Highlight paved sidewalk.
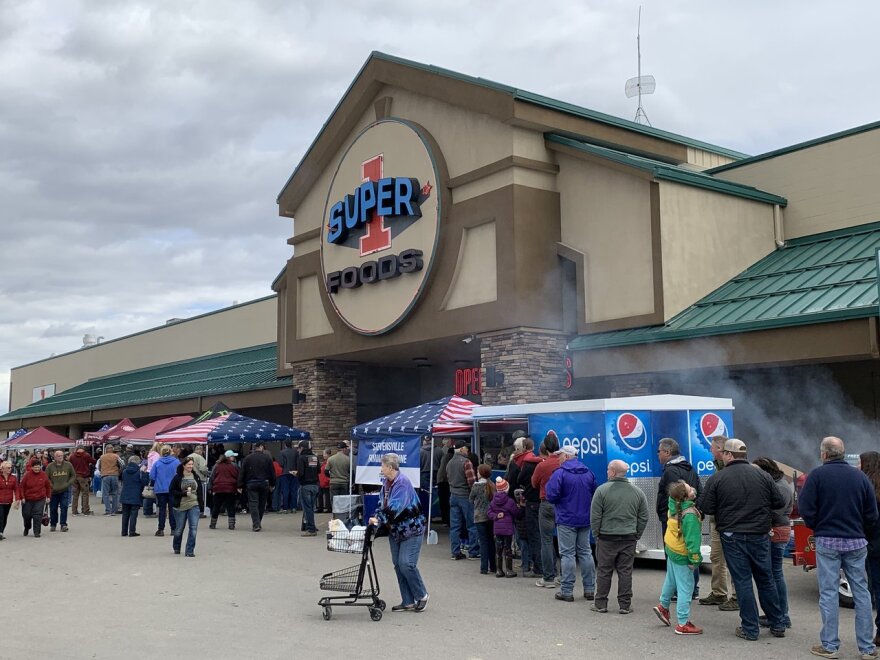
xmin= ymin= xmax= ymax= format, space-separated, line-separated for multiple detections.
xmin=1 ymin=512 xmax=859 ymax=659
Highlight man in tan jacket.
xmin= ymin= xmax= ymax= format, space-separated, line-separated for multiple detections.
xmin=98 ymin=446 xmax=123 ymax=515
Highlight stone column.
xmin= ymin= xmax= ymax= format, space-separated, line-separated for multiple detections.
xmin=291 ymin=360 xmax=357 ymax=451
xmin=68 ymin=424 xmax=82 ymax=440
xmin=479 ymin=330 xmax=570 ymax=406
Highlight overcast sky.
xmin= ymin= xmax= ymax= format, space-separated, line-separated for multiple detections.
xmin=1 ymin=0 xmax=878 ymax=415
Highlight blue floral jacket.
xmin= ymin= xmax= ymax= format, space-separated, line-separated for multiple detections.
xmin=375 ymin=473 xmax=426 ymax=541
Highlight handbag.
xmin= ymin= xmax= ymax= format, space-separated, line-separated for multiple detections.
xmin=41 ymin=503 xmax=49 ymax=527
xmin=142 ymin=485 xmax=156 ymax=500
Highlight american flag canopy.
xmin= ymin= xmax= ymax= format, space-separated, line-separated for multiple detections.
xmin=352 ymin=396 xmax=477 ymax=438
xmin=156 ymin=413 xmax=310 ymax=444
xmin=206 ymin=413 xmax=310 ymax=443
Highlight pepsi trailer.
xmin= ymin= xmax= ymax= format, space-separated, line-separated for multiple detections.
xmin=471 ymin=394 xmax=735 ymax=561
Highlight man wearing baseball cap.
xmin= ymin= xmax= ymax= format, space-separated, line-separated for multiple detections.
xmin=545 ymin=445 xmax=599 ymax=602
xmin=208 ymin=450 xmax=239 ymax=530
xmin=446 ymin=439 xmax=480 ymax=560
xmin=295 ymin=440 xmax=320 ymax=536
xmin=698 ymin=439 xmax=786 ymax=642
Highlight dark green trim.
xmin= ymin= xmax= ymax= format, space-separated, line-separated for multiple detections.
xmin=784 ymin=219 xmax=880 ymax=246
xmin=568 ymin=306 xmax=877 ymax=350
xmin=276 ymin=51 xmax=748 ymax=203
xmin=12 ymin=297 xmax=277 ymax=371
xmin=548 ymin=134 xmax=787 ymax=207
xmin=706 ymin=119 xmax=880 ymax=174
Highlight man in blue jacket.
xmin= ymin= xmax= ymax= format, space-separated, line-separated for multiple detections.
xmin=799 ymin=436 xmax=879 ymax=660
xmin=545 ymin=445 xmax=599 ymax=603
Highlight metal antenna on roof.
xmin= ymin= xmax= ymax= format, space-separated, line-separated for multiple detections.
xmin=625 ymin=6 xmax=655 ymax=126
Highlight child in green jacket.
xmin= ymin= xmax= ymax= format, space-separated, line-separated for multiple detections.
xmin=653 ymin=480 xmax=703 ymax=635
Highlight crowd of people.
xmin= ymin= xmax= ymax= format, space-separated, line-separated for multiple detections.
xmin=0 ymin=438 xmax=354 ymax=556
xmin=6 ymin=427 xmax=880 ymax=657
xmin=423 ymin=430 xmax=880 ymax=659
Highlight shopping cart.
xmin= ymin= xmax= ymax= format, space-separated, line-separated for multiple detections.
xmin=318 ymin=524 xmax=385 ymax=621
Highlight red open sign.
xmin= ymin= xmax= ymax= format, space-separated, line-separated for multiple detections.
xmin=454 ymin=368 xmax=481 ymax=397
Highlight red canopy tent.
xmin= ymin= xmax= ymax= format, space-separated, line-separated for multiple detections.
xmin=119 ymin=416 xmax=194 ymax=445
xmin=3 ymin=427 xmax=74 ymax=448
xmin=82 ymin=418 xmax=137 ymax=445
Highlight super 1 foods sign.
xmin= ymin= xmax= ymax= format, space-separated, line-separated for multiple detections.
xmin=321 ymin=119 xmax=441 ymax=335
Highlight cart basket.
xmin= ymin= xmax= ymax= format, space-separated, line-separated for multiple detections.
xmin=320 ymin=563 xmax=375 ymax=595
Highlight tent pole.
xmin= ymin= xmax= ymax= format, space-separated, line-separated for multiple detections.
xmin=426 ymin=436 xmax=434 ymax=544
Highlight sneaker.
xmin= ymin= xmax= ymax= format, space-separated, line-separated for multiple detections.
xmin=391 ymin=603 xmax=414 ymax=612
xmin=301 ymin=531 xmax=317 ymax=537
xmin=675 ymin=622 xmax=703 ymax=635
xmin=61 ymin=525 xmax=68 ymax=532
xmin=479 ymin=570 xmax=489 ymax=575
xmin=718 ymin=599 xmax=740 ymax=611
xmin=23 ymin=529 xmax=29 ymax=537
xmin=619 ymin=607 xmax=633 ymax=615
xmin=653 ymin=604 xmax=671 ymax=627
xmin=583 ymin=592 xmax=595 ymax=600
xmin=84 ymin=511 xmax=94 ymax=516
xmin=414 ymin=594 xmax=429 ymax=612
xmin=185 ymin=553 xmax=195 ymax=557
xmin=130 ymin=532 xmax=140 ymax=537
xmin=535 ymin=578 xmax=556 ymax=588
xmin=735 ymin=627 xmax=758 ymax=641
xmin=50 ymin=526 xmax=56 ymax=532
xmin=769 ymin=629 xmax=785 ymax=638
xmin=451 ymin=554 xmax=465 ymax=561
xmin=590 ymin=604 xmax=608 ymax=613
xmin=72 ymin=512 xmax=81 ymax=516
xmin=554 ymin=592 xmax=574 ymax=602
xmin=809 ymin=647 xmax=839 ymax=659
xmin=155 ymin=530 xmax=164 ymax=537
xmin=860 ymin=650 xmax=879 ymax=660
xmin=253 ymin=525 xmax=261 ymax=532
xmin=699 ymin=593 xmax=726 ymax=606
xmin=0 ymin=534 xmax=5 ymax=540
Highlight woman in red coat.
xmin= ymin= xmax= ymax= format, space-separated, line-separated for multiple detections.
xmin=0 ymin=460 xmax=19 ymax=540
xmin=207 ymin=451 xmax=240 ymax=530
xmin=318 ymin=448 xmax=331 ymax=513
xmin=18 ymin=460 xmax=50 ymax=538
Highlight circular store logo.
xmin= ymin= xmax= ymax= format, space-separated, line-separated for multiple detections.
xmin=320 ymin=119 xmax=442 ymax=335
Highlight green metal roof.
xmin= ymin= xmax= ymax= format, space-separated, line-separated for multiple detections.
xmin=706 ymin=119 xmax=880 ymax=174
xmin=278 ymin=51 xmax=748 ymax=203
xmin=570 ymin=222 xmax=880 ymax=351
xmin=0 ymin=344 xmax=290 ymax=421
xmin=547 ymin=135 xmax=787 ymax=207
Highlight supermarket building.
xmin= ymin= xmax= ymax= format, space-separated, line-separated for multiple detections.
xmin=4 ymin=52 xmax=880 ymax=459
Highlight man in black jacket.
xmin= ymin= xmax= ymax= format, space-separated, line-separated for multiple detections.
xmin=295 ymin=440 xmax=320 ymax=537
xmin=656 ymin=437 xmax=701 ymax=599
xmin=237 ymin=443 xmax=277 ymax=532
xmin=698 ymin=439 xmax=786 ymax=642
xmin=278 ymin=441 xmax=300 ymax=514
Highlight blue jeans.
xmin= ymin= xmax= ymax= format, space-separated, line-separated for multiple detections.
xmin=720 ymin=532 xmax=784 ymax=638
xmin=173 ymin=507 xmax=200 ymax=555
xmin=143 ymin=496 xmax=154 ymax=516
xmin=389 ymin=535 xmax=427 ymax=606
xmin=278 ymin=474 xmax=299 ymax=511
xmin=816 ymin=544 xmax=874 ymax=654
xmin=449 ymin=494 xmax=479 ymax=557
xmin=300 ymin=484 xmax=318 ymax=533
xmin=101 ymin=476 xmax=119 ymax=514
xmin=49 ymin=490 xmax=70 ymax=527
xmin=557 ymin=525 xmax=595 ymax=595
xmin=475 ymin=520 xmax=497 ymax=572
xmin=660 ymin=559 xmax=696 ymax=625
xmin=156 ymin=492 xmax=177 ymax=532
xmin=769 ymin=540 xmax=791 ymax=627
xmin=518 ymin=531 xmax=533 ymax=572
xmin=538 ymin=502 xmax=557 ymax=580
xmin=867 ymin=554 xmax=880 ymax=632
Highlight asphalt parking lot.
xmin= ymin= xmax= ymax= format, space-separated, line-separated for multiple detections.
xmin=2 ymin=511 xmax=864 ymax=659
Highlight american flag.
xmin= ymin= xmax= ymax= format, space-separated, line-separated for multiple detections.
xmin=352 ymin=396 xmax=477 ymax=437
xmin=156 ymin=413 xmax=310 ymax=444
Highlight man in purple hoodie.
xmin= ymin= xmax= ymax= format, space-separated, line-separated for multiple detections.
xmin=545 ymin=445 xmax=599 ymax=602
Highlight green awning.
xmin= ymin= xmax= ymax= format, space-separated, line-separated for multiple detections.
xmin=570 ymin=222 xmax=880 ymax=351
xmin=0 ymin=343 xmax=290 ymax=420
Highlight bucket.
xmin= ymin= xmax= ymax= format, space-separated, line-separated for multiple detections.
xmin=427 ymin=529 xmax=438 ymax=545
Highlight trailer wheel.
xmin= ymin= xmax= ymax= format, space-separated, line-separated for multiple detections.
xmin=322 ymin=606 xmax=332 ymax=620
xmin=370 ymin=607 xmax=383 ymax=622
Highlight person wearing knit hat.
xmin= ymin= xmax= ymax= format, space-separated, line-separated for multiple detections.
xmin=487 ymin=475 xmax=522 ymax=577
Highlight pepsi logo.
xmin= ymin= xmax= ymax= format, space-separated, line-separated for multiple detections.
xmin=615 ymin=413 xmax=647 ymax=453
xmin=699 ymin=413 xmax=727 ymax=444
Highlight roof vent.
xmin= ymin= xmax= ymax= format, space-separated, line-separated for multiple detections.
xmin=165 ymin=318 xmax=185 ymax=325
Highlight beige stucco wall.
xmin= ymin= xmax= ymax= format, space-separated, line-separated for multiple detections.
xmin=442 ymin=220 xmax=498 ymax=310
xmin=713 ymin=128 xmax=880 ymax=239
xmin=296 ymin=275 xmax=333 ymax=339
xmin=687 ymin=147 xmax=737 ymax=170
xmin=659 ymin=182 xmax=776 ymax=319
xmin=556 ymin=153 xmax=655 ymax=323
xmin=9 ymin=297 xmax=277 ymax=412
